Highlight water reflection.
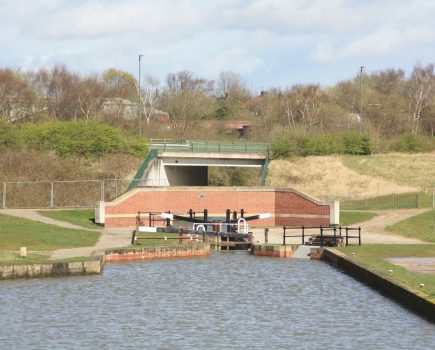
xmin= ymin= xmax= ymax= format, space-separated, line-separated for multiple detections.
xmin=1 ymin=253 xmax=434 ymax=349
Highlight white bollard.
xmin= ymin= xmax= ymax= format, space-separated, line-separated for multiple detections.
xmin=20 ymin=247 xmax=27 ymax=258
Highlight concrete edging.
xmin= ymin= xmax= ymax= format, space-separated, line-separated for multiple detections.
xmin=0 ymin=258 xmax=104 ymax=280
xmin=321 ymin=248 xmax=435 ymax=323
xmin=0 ymin=244 xmax=210 ymax=280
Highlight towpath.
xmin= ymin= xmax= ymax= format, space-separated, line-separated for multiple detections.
xmin=1 ymin=207 xmax=431 ymax=259
xmin=251 ymin=208 xmax=431 ymax=245
xmin=0 ymin=209 xmax=131 ymax=259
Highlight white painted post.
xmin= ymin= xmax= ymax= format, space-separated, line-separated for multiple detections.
xmin=50 ymin=182 xmax=54 ymax=208
xmin=2 ymin=182 xmax=6 ymax=209
xmin=20 ymin=247 xmax=27 ymax=257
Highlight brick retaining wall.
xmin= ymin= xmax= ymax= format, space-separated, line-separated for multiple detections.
xmin=99 ymin=187 xmax=336 ymax=228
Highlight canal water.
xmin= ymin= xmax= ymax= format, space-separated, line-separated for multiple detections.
xmin=1 ymin=253 xmax=434 ymax=349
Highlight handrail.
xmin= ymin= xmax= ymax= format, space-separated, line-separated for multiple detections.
xmin=151 ymin=140 xmax=270 ymax=154
xmin=282 ymin=225 xmax=362 ymax=247
xmin=258 ymin=152 xmax=269 ymax=186
xmin=127 ymin=149 xmax=158 ymax=191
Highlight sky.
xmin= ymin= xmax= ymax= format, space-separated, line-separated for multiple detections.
xmin=1 ymin=0 xmax=434 ymax=91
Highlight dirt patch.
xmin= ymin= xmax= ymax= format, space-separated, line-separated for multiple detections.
xmin=387 ymin=257 xmax=435 ymax=275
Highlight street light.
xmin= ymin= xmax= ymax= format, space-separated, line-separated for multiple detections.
xmin=138 ymin=54 xmax=143 ymax=137
xmin=359 ymin=66 xmax=365 ymax=124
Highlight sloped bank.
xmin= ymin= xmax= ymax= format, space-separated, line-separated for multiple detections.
xmin=318 ymin=248 xmax=435 ymax=323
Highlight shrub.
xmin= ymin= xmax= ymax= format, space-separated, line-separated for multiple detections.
xmin=0 ymin=120 xmax=21 ymax=148
xmin=20 ymin=121 xmax=128 ymax=156
xmin=271 ymin=135 xmax=297 ymax=159
xmin=390 ymin=134 xmax=433 ymax=153
xmin=342 ymin=132 xmax=372 ymax=155
xmin=298 ymin=134 xmax=343 ymax=156
xmin=125 ymin=138 xmax=148 ymax=157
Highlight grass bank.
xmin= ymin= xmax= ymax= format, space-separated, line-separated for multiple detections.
xmin=337 ymin=244 xmax=435 ymax=298
xmin=0 ymin=214 xmax=100 ymax=251
xmin=387 ymin=209 xmax=435 ymax=243
xmin=0 ymin=251 xmax=92 ymax=265
xmin=37 ymin=209 xmax=101 ymax=229
xmin=339 ymin=211 xmax=377 ymax=226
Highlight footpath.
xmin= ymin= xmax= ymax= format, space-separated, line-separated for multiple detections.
xmin=1 ymin=208 xmax=431 ymax=259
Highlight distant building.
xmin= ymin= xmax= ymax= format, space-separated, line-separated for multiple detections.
xmin=101 ymin=98 xmax=169 ymax=122
xmin=200 ymin=120 xmax=255 ymax=137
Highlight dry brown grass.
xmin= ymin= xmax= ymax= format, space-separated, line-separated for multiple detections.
xmin=342 ymin=153 xmax=435 ymax=189
xmin=266 ymin=155 xmax=428 ymax=200
xmin=0 ymin=149 xmax=141 ymax=181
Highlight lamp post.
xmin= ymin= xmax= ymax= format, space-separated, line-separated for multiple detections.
xmin=138 ymin=54 xmax=143 ymax=137
xmin=359 ymin=66 xmax=365 ymax=125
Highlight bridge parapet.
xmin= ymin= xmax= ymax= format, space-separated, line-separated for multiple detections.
xmin=150 ymin=139 xmax=270 ymax=155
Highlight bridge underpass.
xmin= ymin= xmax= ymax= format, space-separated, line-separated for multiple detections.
xmin=128 ymin=140 xmax=270 ymax=188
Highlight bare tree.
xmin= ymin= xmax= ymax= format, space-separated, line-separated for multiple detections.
xmin=408 ymin=63 xmax=434 ymax=135
xmin=77 ymin=74 xmax=107 ymax=121
xmin=161 ymin=71 xmax=215 ymax=135
xmin=139 ymin=75 xmax=160 ymax=124
xmin=0 ymin=69 xmax=38 ymax=122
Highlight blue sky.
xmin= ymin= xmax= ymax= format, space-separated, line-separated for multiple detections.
xmin=1 ymin=0 xmax=434 ymax=91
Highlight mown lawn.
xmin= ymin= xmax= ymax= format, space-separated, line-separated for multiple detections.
xmin=0 ymin=251 xmax=92 ymax=265
xmin=0 ymin=214 xmax=100 ymax=251
xmin=340 ymin=211 xmax=377 ymax=226
xmin=134 ymin=232 xmax=192 ymax=246
xmin=337 ymin=244 xmax=435 ymax=298
xmin=387 ymin=209 xmax=435 ymax=243
xmin=37 ymin=209 xmax=101 ymax=229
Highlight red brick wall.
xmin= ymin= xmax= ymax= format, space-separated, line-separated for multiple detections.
xmin=104 ymin=188 xmax=330 ymax=228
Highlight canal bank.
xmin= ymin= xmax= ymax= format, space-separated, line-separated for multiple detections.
xmin=0 ymin=243 xmax=211 ymax=279
xmin=319 ymin=247 xmax=435 ymax=323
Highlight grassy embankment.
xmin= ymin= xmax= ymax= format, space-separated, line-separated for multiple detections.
xmin=339 ymin=211 xmax=377 ymax=226
xmin=338 ymin=209 xmax=435 ymax=299
xmin=267 ymin=153 xmax=435 ymax=201
xmin=0 ymin=213 xmax=100 ymax=265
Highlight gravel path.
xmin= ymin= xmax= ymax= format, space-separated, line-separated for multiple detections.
xmin=250 ymin=208 xmax=431 ymax=245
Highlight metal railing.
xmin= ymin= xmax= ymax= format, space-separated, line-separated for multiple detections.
xmin=150 ymin=139 xmax=270 ymax=154
xmin=282 ymin=225 xmax=362 ymax=247
xmin=127 ymin=149 xmax=158 ymax=191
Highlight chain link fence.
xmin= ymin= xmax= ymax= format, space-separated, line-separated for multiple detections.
xmin=341 ymin=190 xmax=435 ymax=210
xmin=1 ymin=179 xmax=434 ymax=210
xmin=1 ymin=179 xmax=137 ymax=209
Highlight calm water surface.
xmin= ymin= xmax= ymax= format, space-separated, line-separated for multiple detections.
xmin=1 ymin=253 xmax=434 ymax=349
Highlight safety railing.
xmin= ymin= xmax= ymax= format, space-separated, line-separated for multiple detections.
xmin=282 ymin=226 xmax=362 ymax=247
xmin=127 ymin=149 xmax=158 ymax=191
xmin=150 ymin=139 xmax=270 ymax=154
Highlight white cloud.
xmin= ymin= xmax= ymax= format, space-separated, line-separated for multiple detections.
xmin=1 ymin=0 xmax=434 ymax=85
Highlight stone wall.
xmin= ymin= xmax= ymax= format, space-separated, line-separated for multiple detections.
xmin=0 ymin=259 xmax=103 ymax=280
xmin=105 ymin=243 xmax=210 ymax=262
xmin=250 ymin=244 xmax=298 ymax=258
